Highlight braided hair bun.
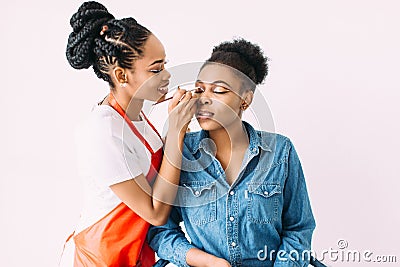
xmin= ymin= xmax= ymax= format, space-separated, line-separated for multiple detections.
xmin=66 ymin=2 xmax=150 ymax=87
xmin=208 ymin=38 xmax=269 ymax=85
xmin=66 ymin=1 xmax=114 ymax=69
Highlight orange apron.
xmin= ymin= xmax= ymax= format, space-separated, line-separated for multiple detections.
xmin=69 ymin=93 xmax=163 ymax=267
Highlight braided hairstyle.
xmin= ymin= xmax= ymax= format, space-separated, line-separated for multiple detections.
xmin=66 ymin=1 xmax=151 ymax=88
xmin=206 ymin=38 xmax=269 ymax=91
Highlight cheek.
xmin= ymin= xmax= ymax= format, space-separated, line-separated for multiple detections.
xmin=213 ymin=98 xmax=241 ymax=121
xmin=217 ymin=97 xmax=241 ymax=113
xmin=139 ymin=72 xmax=153 ymax=83
xmin=133 ymin=71 xmax=161 ymax=89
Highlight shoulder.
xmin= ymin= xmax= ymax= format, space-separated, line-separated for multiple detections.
xmin=74 ymin=105 xmax=127 ymax=149
xmin=78 ymin=105 xmax=125 ymax=137
xmin=255 ymin=129 xmax=296 ymax=162
xmin=255 ymin=129 xmax=293 ymax=147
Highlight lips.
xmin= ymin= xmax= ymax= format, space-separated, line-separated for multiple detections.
xmin=196 ymin=110 xmax=214 ymax=119
xmin=157 ymin=82 xmax=169 ymax=95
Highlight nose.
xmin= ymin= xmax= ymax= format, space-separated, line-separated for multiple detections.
xmin=162 ymin=69 xmax=171 ymax=81
xmin=198 ymin=94 xmax=212 ymax=106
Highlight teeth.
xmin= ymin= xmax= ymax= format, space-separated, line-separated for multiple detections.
xmin=158 ymin=86 xmax=168 ymax=93
xmin=197 ymin=111 xmax=213 ymax=116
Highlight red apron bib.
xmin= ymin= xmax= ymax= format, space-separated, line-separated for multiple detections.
xmin=69 ymin=93 xmax=163 ymax=267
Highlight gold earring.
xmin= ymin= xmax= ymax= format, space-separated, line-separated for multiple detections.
xmin=241 ymin=102 xmax=249 ymax=111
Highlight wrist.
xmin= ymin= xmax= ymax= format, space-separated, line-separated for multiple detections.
xmin=186 ymin=248 xmax=218 ymax=267
xmin=163 ymin=134 xmax=184 ymax=168
xmin=165 ymin=130 xmax=185 ymax=146
xmin=204 ymin=255 xmax=219 ymax=267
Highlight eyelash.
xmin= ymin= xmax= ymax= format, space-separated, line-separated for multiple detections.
xmin=194 ymin=89 xmax=230 ymax=94
xmin=150 ymin=60 xmax=169 ymax=74
xmin=150 ymin=69 xmax=163 ymax=73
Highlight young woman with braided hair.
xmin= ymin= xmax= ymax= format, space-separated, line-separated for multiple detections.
xmin=60 ymin=2 xmax=196 ymax=266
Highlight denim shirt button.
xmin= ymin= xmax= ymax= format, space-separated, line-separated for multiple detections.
xmin=264 ymin=191 xmax=269 ymax=196
xmin=229 ymin=216 xmax=235 ymax=222
xmin=195 ymin=191 xmax=200 ymax=196
xmin=231 ymin=242 xmax=237 ymax=247
xmin=229 ymin=191 xmax=235 ymax=196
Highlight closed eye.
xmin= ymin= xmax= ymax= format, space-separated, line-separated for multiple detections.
xmin=212 ymin=85 xmax=231 ymax=94
xmin=193 ymin=87 xmax=231 ymax=94
xmin=213 ymin=90 xmax=230 ymax=94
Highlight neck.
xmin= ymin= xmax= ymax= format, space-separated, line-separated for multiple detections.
xmin=110 ymin=90 xmax=143 ymax=121
xmin=208 ymin=119 xmax=249 ymax=152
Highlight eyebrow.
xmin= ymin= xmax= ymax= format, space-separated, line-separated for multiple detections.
xmin=148 ymin=59 xmax=165 ymax=67
xmin=196 ymin=79 xmax=232 ymax=88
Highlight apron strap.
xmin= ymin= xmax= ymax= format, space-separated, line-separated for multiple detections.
xmin=108 ymin=93 xmax=163 ymax=154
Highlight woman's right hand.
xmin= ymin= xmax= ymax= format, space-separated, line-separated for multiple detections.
xmin=167 ymin=87 xmax=197 ymax=137
xmin=186 ymin=248 xmax=231 ymax=267
xmin=206 ymin=257 xmax=232 ymax=267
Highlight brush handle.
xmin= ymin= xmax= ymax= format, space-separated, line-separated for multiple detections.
xmin=152 ymin=87 xmax=199 ymax=106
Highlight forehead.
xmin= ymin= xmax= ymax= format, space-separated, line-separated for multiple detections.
xmin=197 ymin=63 xmax=242 ymax=89
xmin=141 ymin=34 xmax=166 ymax=62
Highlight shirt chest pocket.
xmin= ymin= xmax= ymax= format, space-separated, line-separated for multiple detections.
xmin=247 ymin=183 xmax=282 ymax=224
xmin=182 ymin=182 xmax=217 ymax=226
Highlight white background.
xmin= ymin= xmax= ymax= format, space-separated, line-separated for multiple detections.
xmin=1 ymin=1 xmax=399 ymax=266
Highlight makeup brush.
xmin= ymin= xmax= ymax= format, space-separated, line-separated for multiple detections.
xmin=152 ymin=86 xmax=200 ymax=105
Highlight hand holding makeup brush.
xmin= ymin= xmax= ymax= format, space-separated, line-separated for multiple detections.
xmin=153 ymin=86 xmax=200 ymax=105
xmin=166 ymin=87 xmax=198 ymax=139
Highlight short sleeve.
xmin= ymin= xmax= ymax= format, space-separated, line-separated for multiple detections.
xmin=75 ymin=112 xmax=144 ymax=187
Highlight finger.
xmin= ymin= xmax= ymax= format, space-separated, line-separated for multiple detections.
xmin=186 ymin=94 xmax=199 ymax=108
xmin=175 ymin=91 xmax=193 ymax=110
xmin=173 ymin=87 xmax=187 ymax=103
xmin=178 ymin=88 xmax=199 ymax=105
xmin=168 ymin=87 xmax=186 ymax=110
xmin=180 ymin=90 xmax=193 ymax=103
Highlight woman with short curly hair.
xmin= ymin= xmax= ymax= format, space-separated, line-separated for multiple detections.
xmin=148 ymin=39 xmax=316 ymax=267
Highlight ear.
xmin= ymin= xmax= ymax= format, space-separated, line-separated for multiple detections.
xmin=113 ymin=67 xmax=128 ymax=83
xmin=242 ymin=90 xmax=254 ymax=106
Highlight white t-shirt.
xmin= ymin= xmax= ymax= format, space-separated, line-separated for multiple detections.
xmin=60 ymin=104 xmax=163 ymax=267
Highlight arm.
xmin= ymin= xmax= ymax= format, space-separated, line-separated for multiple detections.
xmin=111 ymin=90 xmax=197 ymax=226
xmin=147 ymin=207 xmax=196 ymax=267
xmin=147 ymin=203 xmax=231 ymax=267
xmin=273 ymin=140 xmax=316 ymax=267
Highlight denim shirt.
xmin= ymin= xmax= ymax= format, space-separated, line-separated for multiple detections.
xmin=148 ymin=122 xmax=316 ymax=267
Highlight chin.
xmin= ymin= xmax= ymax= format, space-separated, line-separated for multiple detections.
xmin=155 ymin=94 xmax=166 ymax=102
xmin=197 ymin=118 xmax=223 ymax=131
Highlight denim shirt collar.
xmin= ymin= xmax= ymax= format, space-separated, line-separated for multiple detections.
xmin=188 ymin=121 xmax=272 ymax=155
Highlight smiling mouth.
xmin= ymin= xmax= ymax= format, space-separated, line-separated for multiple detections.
xmin=196 ymin=110 xmax=214 ymax=119
xmin=157 ymin=83 xmax=169 ymax=94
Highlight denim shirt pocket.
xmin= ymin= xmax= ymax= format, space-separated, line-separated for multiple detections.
xmin=247 ymin=183 xmax=282 ymax=224
xmin=182 ymin=181 xmax=217 ymax=226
